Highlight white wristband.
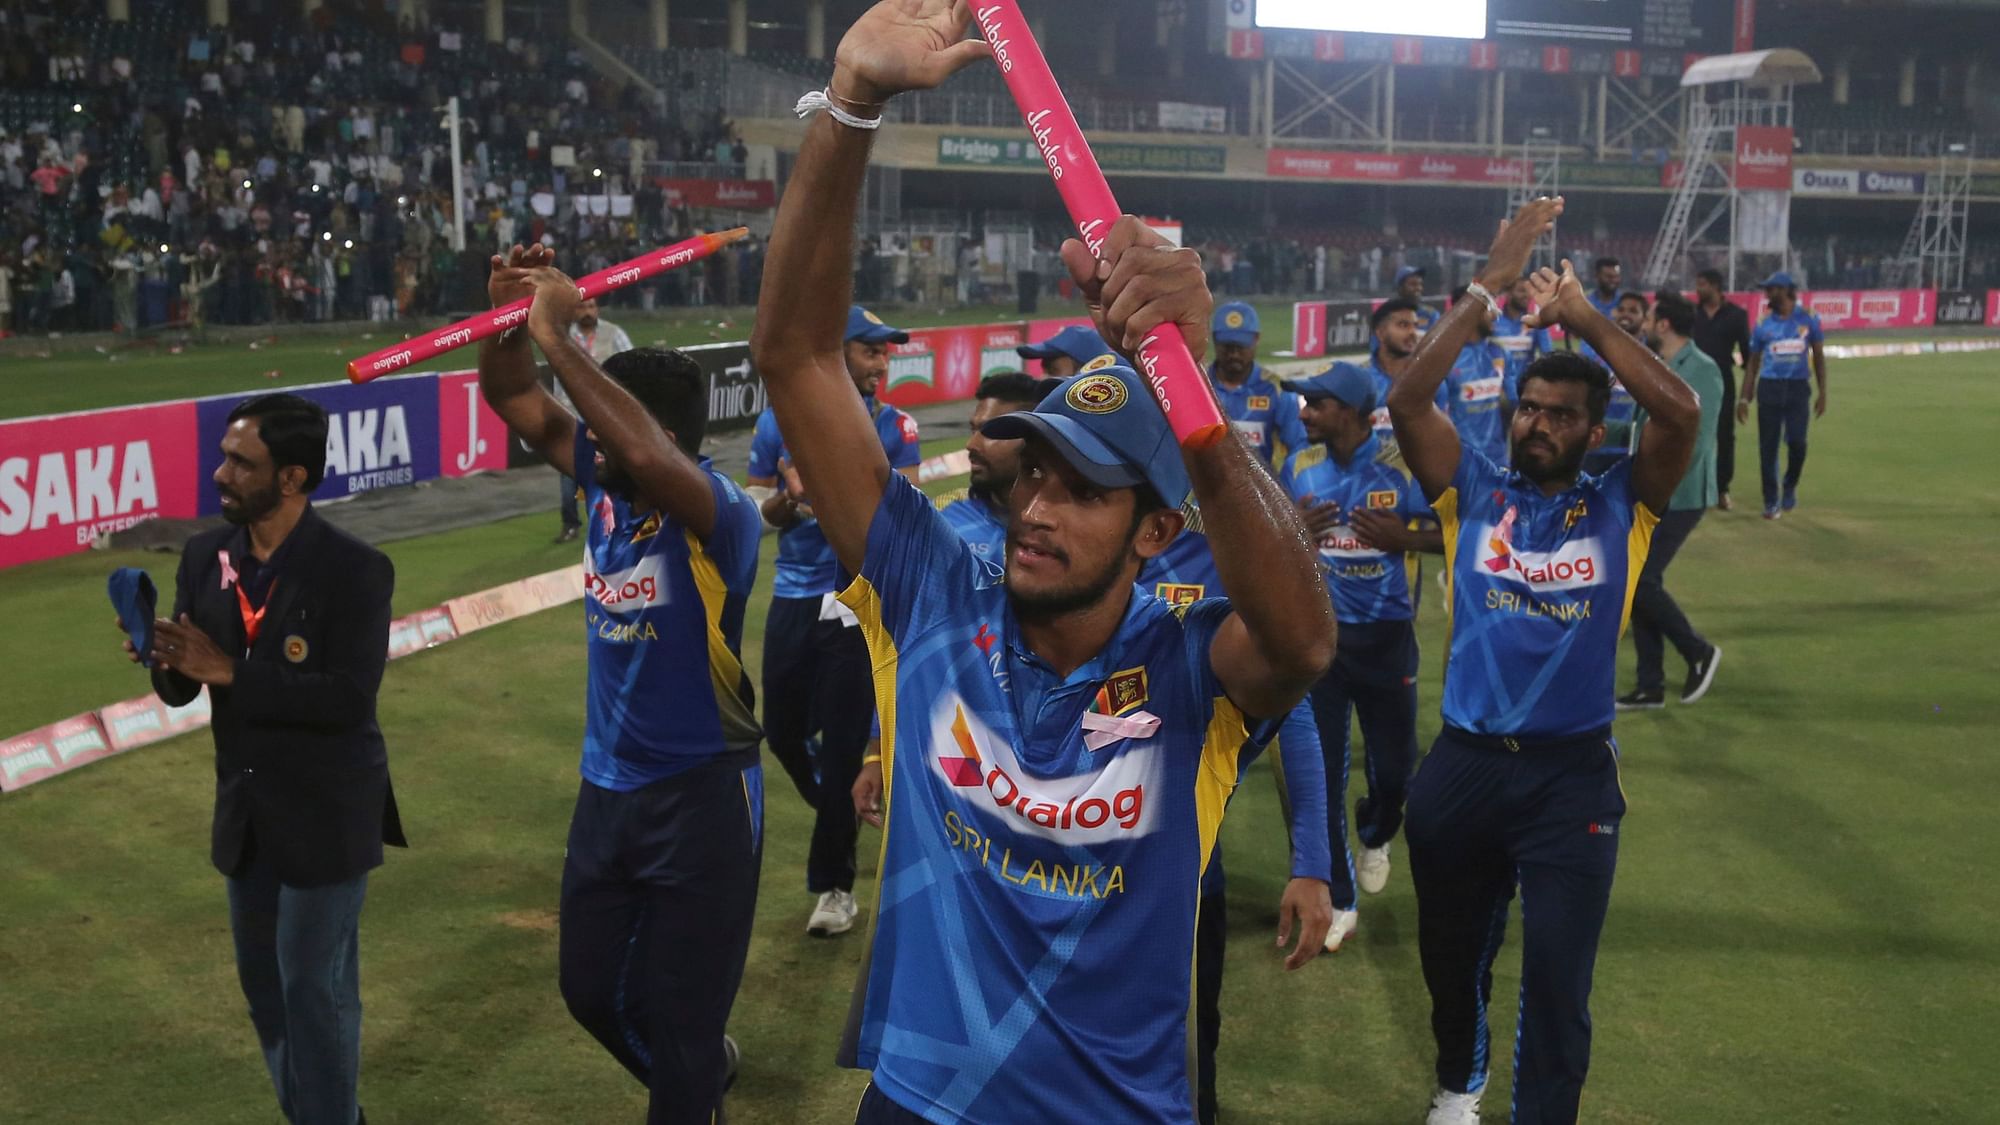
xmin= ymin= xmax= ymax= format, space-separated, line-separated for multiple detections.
xmin=1464 ymin=281 xmax=1501 ymax=318
xmin=795 ymin=88 xmax=882 ymax=131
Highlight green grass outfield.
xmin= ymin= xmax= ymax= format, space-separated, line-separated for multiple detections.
xmin=1 ymin=353 xmax=1996 ymax=1123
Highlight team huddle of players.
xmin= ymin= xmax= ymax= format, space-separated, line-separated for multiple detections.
xmin=469 ymin=5 xmax=1828 ymax=1124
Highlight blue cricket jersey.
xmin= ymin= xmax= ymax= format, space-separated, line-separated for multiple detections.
xmin=936 ymin=488 xmax=1009 ymax=566
xmin=840 ymin=477 xmax=1252 ymax=1124
xmin=749 ymin=402 xmax=920 ymax=598
xmin=1431 ymin=448 xmax=1658 ymax=738
xmin=1414 ymin=304 xmax=1440 ymax=332
xmin=1137 ymin=530 xmax=1333 ymax=892
xmin=1491 ymin=312 xmax=1552 ymax=403
xmin=574 ymin=431 xmax=763 ymax=790
xmin=1208 ymin=363 xmax=1308 ymax=468
xmin=1444 ymin=340 xmax=1510 ymax=464
xmin=1279 ymin=436 xmax=1428 ymax=625
xmin=1751 ymin=307 xmax=1824 ymax=381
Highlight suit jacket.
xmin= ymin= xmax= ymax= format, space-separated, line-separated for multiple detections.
xmin=153 ymin=506 xmax=407 ymax=886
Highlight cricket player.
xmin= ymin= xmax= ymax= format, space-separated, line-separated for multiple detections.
xmin=1387 ymin=205 xmax=1699 ymax=1124
xmin=751 ymin=6 xmax=1335 ymax=1121
xmin=477 ymin=243 xmax=765 ymax=1124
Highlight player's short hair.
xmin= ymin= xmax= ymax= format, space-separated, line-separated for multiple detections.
xmin=1517 ymin=352 xmax=1612 ymax=426
xmin=1371 ymin=296 xmax=1421 ymax=331
xmin=1594 ymin=256 xmax=1621 ymax=273
xmin=975 ymin=371 xmax=1053 ymax=408
xmin=1615 ymin=290 xmax=1648 ymax=311
xmin=602 ymin=347 xmax=708 ymax=456
xmin=226 ymin=393 xmax=329 ymax=492
xmin=1651 ymin=291 xmax=1696 ymax=336
xmin=1695 ymin=267 xmax=1726 ymax=288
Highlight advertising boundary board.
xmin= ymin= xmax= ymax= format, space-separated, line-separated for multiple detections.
xmin=1291 ymin=289 xmax=1966 ymax=355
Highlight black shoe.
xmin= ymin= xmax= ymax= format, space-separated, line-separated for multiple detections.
xmin=1681 ymin=645 xmax=1722 ymax=704
xmin=555 ymin=526 xmax=579 ymax=544
xmin=1615 ymin=688 xmax=1665 ymax=711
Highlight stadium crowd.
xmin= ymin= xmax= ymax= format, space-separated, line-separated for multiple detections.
xmin=0 ymin=0 xmax=764 ymax=336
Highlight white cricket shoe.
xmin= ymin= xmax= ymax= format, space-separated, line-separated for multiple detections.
xmin=1323 ymin=908 xmax=1358 ymax=952
xmin=1358 ymin=843 xmax=1393 ymax=895
xmin=807 ymin=890 xmax=858 ymax=937
xmin=1426 ymin=1085 xmax=1483 ymax=1124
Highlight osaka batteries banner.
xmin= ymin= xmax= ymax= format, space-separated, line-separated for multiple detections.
xmin=0 ymin=401 xmax=203 ymax=570
xmin=1 ymin=369 xmax=507 ymax=570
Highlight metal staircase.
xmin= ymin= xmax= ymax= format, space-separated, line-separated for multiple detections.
xmin=1641 ymin=100 xmax=1723 ymax=288
xmin=1506 ymin=136 xmax=1564 ymax=270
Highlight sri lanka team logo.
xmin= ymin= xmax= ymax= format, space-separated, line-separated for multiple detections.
xmin=1477 ymin=505 xmax=1603 ymax=592
xmin=1154 ymin=582 xmax=1205 ymax=606
xmin=1066 ymin=373 xmax=1128 ymax=414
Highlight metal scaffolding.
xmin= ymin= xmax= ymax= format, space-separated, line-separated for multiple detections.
xmin=1890 ymin=143 xmax=1974 ymax=289
xmin=1641 ymin=49 xmax=1822 ymax=291
xmin=1506 ymin=134 xmax=1564 ymax=270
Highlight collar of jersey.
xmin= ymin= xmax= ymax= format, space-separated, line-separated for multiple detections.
xmin=1207 ymin=364 xmax=1267 ymax=394
xmin=1329 ymin=432 xmax=1381 ymax=469
xmin=1003 ymin=582 xmax=1159 ymax=690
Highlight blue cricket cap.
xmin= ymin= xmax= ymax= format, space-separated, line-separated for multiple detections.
xmin=1282 ymin=362 xmax=1375 ymax=414
xmin=1016 ymin=324 xmax=1113 ymax=366
xmin=1394 ymin=265 xmax=1425 ymax=286
xmin=1759 ymin=271 xmax=1798 ymax=290
xmin=845 ymin=305 xmax=910 ymax=345
xmin=980 ymin=362 xmax=1191 ymax=511
xmin=1211 ymin=301 xmax=1260 ymax=347
xmin=108 ymin=567 xmax=158 ymax=668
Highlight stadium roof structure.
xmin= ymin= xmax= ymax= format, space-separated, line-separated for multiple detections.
xmin=1680 ymin=49 xmax=1823 ymax=90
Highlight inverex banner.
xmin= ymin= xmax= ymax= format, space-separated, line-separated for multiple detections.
xmin=194 ymin=374 xmax=440 ymax=516
xmin=0 ymin=401 xmax=202 ymax=570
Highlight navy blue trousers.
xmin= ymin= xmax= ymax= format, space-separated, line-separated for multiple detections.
xmin=1756 ymin=378 xmax=1812 ymax=507
xmin=1405 ymin=727 xmax=1626 ymax=1125
xmin=761 ymin=595 xmax=876 ymax=893
xmin=559 ymin=756 xmax=764 ymax=1125
xmin=1308 ymin=619 xmax=1419 ymax=910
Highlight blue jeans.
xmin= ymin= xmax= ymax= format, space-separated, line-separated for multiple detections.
xmin=227 ymin=856 xmax=369 ymax=1125
xmin=1756 ymin=379 xmax=1813 ymax=507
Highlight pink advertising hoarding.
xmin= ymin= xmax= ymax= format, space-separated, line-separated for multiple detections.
xmin=0 ymin=401 xmax=202 ymax=570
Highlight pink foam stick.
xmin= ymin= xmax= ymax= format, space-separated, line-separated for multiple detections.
xmin=346 ymin=228 xmax=748 ymax=383
xmin=971 ymin=2 xmax=1225 ymax=449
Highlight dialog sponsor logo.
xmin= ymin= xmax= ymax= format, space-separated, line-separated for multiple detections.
xmin=932 ymin=702 xmax=1160 ymax=842
xmin=1459 ymin=376 xmax=1504 ymax=402
xmin=584 ymin=553 xmax=667 ymax=610
xmin=1476 ymin=513 xmax=1604 ymax=593
xmin=1317 ymin=526 xmax=1387 ymax=559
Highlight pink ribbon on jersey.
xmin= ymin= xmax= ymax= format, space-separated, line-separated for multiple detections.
xmin=1081 ymin=709 xmax=1162 ymax=751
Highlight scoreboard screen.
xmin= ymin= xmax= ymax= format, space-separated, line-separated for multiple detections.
xmin=1250 ymin=0 xmax=1745 ymax=54
xmin=1489 ymin=0 xmax=1741 ymax=53
xmin=1255 ymin=0 xmax=1488 ymax=39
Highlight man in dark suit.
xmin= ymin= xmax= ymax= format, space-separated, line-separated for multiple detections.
xmin=123 ymin=392 xmax=403 ymax=1125
xmin=1691 ymin=268 xmax=1752 ymax=511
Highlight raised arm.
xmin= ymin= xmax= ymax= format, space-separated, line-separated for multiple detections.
xmin=1393 ymin=197 xmax=1564 ymax=501
xmin=477 ymin=243 xmax=576 ymax=479
xmin=522 ymin=267 xmax=719 ymax=538
xmin=747 ymin=0 xmax=988 ymax=574
xmin=1063 ymin=219 xmax=1334 ymax=717
xmin=1528 ymin=261 xmax=1699 ymax=514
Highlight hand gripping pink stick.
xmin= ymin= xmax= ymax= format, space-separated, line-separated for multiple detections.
xmin=972 ymin=2 xmax=1226 ymax=449
xmin=346 ymin=227 xmax=749 ymax=383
